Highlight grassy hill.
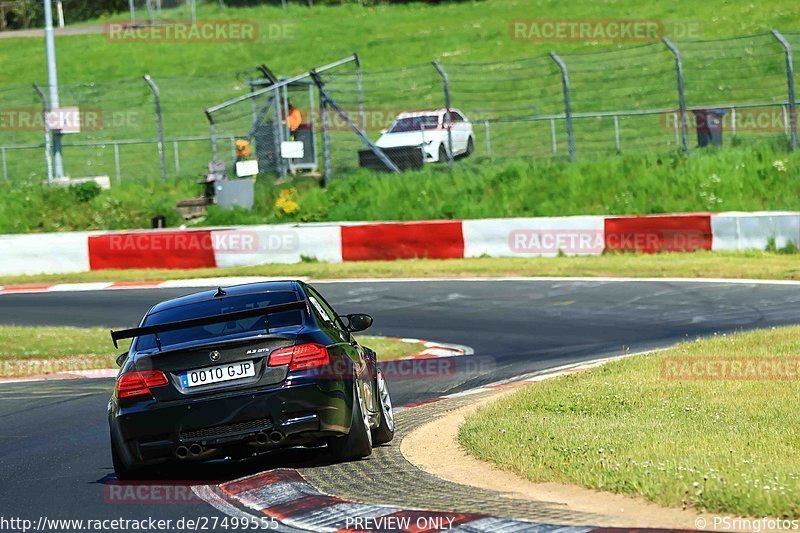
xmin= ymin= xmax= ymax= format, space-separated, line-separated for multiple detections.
xmin=0 ymin=0 xmax=798 ymax=231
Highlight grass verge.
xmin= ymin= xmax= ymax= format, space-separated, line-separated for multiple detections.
xmin=3 ymin=251 xmax=800 ymax=286
xmin=459 ymin=326 xmax=800 ymax=518
xmin=0 ymin=145 xmax=798 ymax=233
xmin=0 ymin=326 xmax=420 ymax=378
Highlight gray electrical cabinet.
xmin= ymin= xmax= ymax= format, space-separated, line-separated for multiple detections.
xmin=215 ymin=179 xmax=255 ymax=210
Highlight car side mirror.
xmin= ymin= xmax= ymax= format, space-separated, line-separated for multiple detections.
xmin=344 ymin=313 xmax=373 ymax=332
xmin=115 ymin=351 xmax=129 ymax=367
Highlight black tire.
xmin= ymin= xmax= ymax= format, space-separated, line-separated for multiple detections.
xmin=465 ymin=136 xmax=474 ymax=157
xmin=371 ymin=369 xmax=394 ymax=445
xmin=328 ymin=380 xmax=373 ymax=462
xmin=438 ymin=144 xmax=448 ymax=163
xmin=111 ymin=434 xmax=159 ymax=481
xmin=111 ymin=437 xmax=139 ymax=481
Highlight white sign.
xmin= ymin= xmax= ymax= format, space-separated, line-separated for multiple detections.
xmin=235 ymin=160 xmax=259 ymax=177
xmin=45 ymin=107 xmax=81 ymax=133
xmin=281 ymin=141 xmax=304 ymax=159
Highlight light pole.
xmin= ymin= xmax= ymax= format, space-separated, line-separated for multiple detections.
xmin=44 ymin=0 xmax=64 ymax=179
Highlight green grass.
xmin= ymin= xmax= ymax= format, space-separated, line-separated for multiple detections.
xmin=0 ymin=1 xmax=798 ymax=166
xmin=0 ymin=325 xmax=419 ymax=377
xmin=459 ymin=326 xmax=800 ymax=517
xmin=1 ymin=144 xmax=798 ymax=232
xmin=4 ymin=250 xmax=800 ymax=286
xmin=0 ymin=1 xmax=798 ymax=228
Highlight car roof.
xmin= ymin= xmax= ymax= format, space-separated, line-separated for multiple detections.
xmin=147 ymin=280 xmax=305 ymax=314
xmin=395 ymin=108 xmax=464 ymax=119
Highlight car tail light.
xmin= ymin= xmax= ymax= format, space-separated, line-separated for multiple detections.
xmin=116 ymin=370 xmax=169 ymax=399
xmin=268 ymin=343 xmax=330 ymax=371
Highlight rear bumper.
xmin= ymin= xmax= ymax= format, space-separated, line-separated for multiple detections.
xmin=109 ymin=378 xmax=352 ymax=466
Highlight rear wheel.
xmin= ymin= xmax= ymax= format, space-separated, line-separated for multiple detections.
xmin=465 ymin=136 xmax=474 ymax=157
xmin=371 ymin=369 xmax=394 ymax=445
xmin=111 ymin=437 xmax=145 ymax=481
xmin=328 ymin=379 xmax=373 ymax=461
xmin=438 ymin=144 xmax=448 ymax=163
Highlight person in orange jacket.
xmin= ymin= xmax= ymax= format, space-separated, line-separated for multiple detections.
xmin=285 ymin=102 xmax=302 ymax=140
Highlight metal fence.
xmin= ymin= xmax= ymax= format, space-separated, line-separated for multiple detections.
xmin=0 ymin=30 xmax=797 ymax=183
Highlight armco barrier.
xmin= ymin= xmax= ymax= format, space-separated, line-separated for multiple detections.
xmin=341 ymin=221 xmax=464 ymax=261
xmin=0 ymin=212 xmax=798 ymax=277
xmin=462 ymin=216 xmax=605 ymax=257
xmin=88 ymin=230 xmax=217 ymax=270
xmin=0 ymin=231 xmax=92 ymax=275
xmin=604 ymin=214 xmax=712 ymax=253
xmin=211 ymin=225 xmax=343 ymax=267
xmin=712 ymin=212 xmax=800 ymax=251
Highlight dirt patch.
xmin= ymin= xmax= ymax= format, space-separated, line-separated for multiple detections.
xmin=400 ymin=390 xmax=740 ymax=530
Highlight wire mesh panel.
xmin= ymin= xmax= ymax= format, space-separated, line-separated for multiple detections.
xmin=25 ymin=72 xmax=254 ymax=181
xmin=441 ymin=55 xmax=565 ymax=160
xmin=314 ymin=60 xmax=439 ymax=175
xmin=1 ymin=31 xmax=799 ymax=184
xmin=676 ymin=33 xmax=791 ymax=148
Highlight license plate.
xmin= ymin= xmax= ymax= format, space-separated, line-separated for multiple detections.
xmin=181 ymin=361 xmax=256 ymax=388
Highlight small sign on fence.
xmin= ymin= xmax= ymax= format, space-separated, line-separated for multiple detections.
xmin=280 ymin=141 xmax=304 ymax=159
xmin=235 ymin=160 xmax=259 ymax=177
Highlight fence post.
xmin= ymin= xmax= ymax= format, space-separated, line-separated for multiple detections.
xmin=319 ymin=90 xmax=332 ymax=187
xmin=354 ymin=53 xmax=366 ymax=137
xmin=1 ymin=147 xmax=6 ymax=181
xmin=432 ymin=61 xmax=455 ymax=170
xmin=32 ymin=83 xmax=53 ymax=182
xmin=550 ymin=118 xmax=557 ymax=157
xmin=613 ymin=115 xmax=621 ymax=153
xmin=549 ymin=52 xmax=575 ymax=161
xmin=173 ymin=141 xmax=180 ymax=174
xmin=672 ymin=113 xmax=680 ymax=146
xmin=273 ymin=88 xmax=287 ymax=180
xmin=143 ymin=75 xmax=167 ymax=182
xmin=113 ymin=143 xmax=121 ymax=183
xmin=484 ymin=120 xmax=491 ymax=156
xmin=208 ymin=121 xmax=217 ymax=161
xmin=663 ymin=38 xmax=689 ymax=155
xmin=772 ymin=30 xmax=797 ymax=152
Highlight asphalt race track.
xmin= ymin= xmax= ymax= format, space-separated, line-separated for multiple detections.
xmin=2 ymin=278 xmax=800 ymax=528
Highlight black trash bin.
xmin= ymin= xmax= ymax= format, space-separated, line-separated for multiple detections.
xmin=692 ymin=109 xmax=727 ymax=147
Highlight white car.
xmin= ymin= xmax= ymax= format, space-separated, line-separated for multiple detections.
xmin=375 ymin=109 xmax=474 ymax=163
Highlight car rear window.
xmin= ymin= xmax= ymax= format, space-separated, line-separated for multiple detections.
xmin=136 ymin=291 xmax=305 ymax=351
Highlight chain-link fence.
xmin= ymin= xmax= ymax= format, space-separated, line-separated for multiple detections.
xmin=0 ymin=30 xmax=797 ymax=184
xmin=0 ymin=68 xmax=261 ymax=181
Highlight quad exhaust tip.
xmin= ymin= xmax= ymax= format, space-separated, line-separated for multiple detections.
xmin=175 ymin=445 xmax=189 ymax=459
xmin=254 ymin=430 xmax=284 ymax=445
xmin=188 ymin=443 xmax=203 ymax=456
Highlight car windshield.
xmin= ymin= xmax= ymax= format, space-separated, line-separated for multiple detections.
xmin=136 ymin=291 xmax=305 ymax=351
xmin=388 ymin=115 xmax=439 ymax=133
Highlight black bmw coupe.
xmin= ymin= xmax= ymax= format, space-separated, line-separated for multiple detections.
xmin=108 ymin=280 xmax=394 ymax=480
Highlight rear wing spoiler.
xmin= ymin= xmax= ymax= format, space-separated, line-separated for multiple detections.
xmin=110 ymin=300 xmax=308 ymax=349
